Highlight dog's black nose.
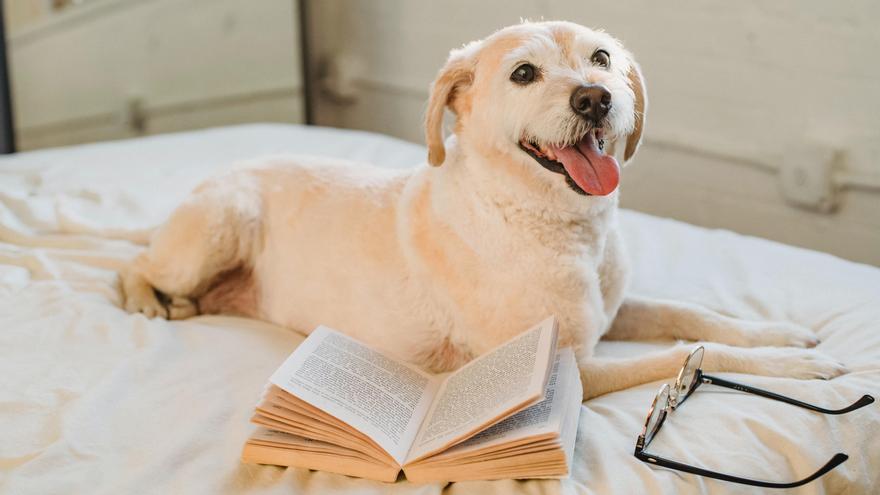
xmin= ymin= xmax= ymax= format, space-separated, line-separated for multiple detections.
xmin=570 ymin=84 xmax=612 ymax=122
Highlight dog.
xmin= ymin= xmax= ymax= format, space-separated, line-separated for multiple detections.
xmin=121 ymin=21 xmax=847 ymax=399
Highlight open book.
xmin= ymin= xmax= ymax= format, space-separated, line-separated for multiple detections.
xmin=240 ymin=316 xmax=583 ymax=482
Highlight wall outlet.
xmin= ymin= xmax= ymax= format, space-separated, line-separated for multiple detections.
xmin=778 ymin=144 xmax=840 ymax=213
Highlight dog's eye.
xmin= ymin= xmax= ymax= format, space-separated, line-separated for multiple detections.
xmin=591 ymin=49 xmax=611 ymax=68
xmin=510 ymin=63 xmax=538 ymax=85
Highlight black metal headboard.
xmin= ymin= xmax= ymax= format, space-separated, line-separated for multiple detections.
xmin=0 ymin=2 xmax=15 ymax=154
xmin=297 ymin=0 xmax=313 ymax=125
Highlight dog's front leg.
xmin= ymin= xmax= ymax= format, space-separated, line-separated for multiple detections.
xmin=603 ymin=295 xmax=819 ymax=348
xmin=577 ymin=343 xmax=847 ymax=400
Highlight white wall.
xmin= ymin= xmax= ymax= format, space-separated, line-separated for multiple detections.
xmin=306 ymin=0 xmax=880 ymax=266
xmin=8 ymin=0 xmax=305 ymax=150
xmin=6 ymin=0 xmax=877 ymax=264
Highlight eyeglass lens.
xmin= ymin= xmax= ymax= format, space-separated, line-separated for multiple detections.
xmin=675 ymin=346 xmax=705 ymax=408
xmin=644 ymin=384 xmax=670 ymax=447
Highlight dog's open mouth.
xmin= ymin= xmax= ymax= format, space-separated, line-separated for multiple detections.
xmin=518 ymin=128 xmax=620 ymax=196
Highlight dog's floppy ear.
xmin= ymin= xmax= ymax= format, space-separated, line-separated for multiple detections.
xmin=425 ymin=48 xmax=475 ymax=166
xmin=623 ymin=61 xmax=647 ymax=162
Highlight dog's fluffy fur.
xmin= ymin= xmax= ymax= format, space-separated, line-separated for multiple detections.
xmin=121 ymin=21 xmax=847 ymax=399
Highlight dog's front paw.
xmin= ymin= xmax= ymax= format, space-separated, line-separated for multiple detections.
xmin=743 ymin=321 xmax=820 ymax=348
xmin=756 ymin=348 xmax=848 ymax=380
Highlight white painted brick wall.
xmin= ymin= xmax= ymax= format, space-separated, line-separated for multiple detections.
xmin=308 ymin=0 xmax=880 ymax=265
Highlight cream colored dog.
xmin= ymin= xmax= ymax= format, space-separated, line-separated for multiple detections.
xmin=121 ymin=21 xmax=847 ymax=399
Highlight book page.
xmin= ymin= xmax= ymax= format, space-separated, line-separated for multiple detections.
xmin=269 ymin=326 xmax=440 ymax=465
xmin=422 ymin=348 xmax=578 ymax=461
xmin=405 ymin=317 xmax=558 ymax=463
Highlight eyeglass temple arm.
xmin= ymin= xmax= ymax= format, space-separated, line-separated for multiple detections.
xmin=700 ymin=373 xmax=875 ymax=415
xmin=635 ymin=449 xmax=848 ymax=489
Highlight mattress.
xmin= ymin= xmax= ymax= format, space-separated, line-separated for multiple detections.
xmin=1 ymin=124 xmax=877 ymax=494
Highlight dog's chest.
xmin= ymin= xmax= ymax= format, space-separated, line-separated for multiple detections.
xmin=418 ymin=245 xmax=603 ymax=364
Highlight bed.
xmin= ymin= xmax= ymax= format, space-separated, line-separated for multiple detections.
xmin=1 ymin=124 xmax=877 ymax=494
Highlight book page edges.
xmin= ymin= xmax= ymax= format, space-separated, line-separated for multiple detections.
xmin=403 ymin=449 xmax=567 ymax=482
xmin=242 ymin=442 xmax=400 ymax=482
xmin=254 ymin=387 xmax=395 ymax=464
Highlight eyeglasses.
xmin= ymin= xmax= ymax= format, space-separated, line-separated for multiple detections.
xmin=634 ymin=346 xmax=874 ymax=489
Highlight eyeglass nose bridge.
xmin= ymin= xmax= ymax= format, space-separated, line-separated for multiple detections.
xmin=672 ymin=369 xmax=707 ymax=409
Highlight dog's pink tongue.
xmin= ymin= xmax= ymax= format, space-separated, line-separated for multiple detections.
xmin=550 ymin=135 xmax=620 ymax=196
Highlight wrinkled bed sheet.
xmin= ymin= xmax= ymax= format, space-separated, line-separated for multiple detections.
xmin=1 ymin=124 xmax=878 ymax=495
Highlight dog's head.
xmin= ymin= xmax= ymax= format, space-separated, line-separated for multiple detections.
xmin=425 ymin=21 xmax=646 ymax=199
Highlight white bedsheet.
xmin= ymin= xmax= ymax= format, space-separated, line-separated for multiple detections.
xmin=1 ymin=124 xmax=877 ymax=495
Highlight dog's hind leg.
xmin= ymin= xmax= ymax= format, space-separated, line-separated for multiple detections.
xmin=603 ymin=295 xmax=819 ymax=348
xmin=578 ymin=343 xmax=847 ymax=400
xmin=121 ymin=172 xmax=262 ymax=319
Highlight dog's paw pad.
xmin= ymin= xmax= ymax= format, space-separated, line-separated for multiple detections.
xmin=747 ymin=322 xmax=819 ymax=348
xmin=762 ymin=349 xmax=848 ymax=380
xmin=122 ymin=278 xmax=169 ymax=319
xmin=125 ymin=295 xmax=168 ymax=319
